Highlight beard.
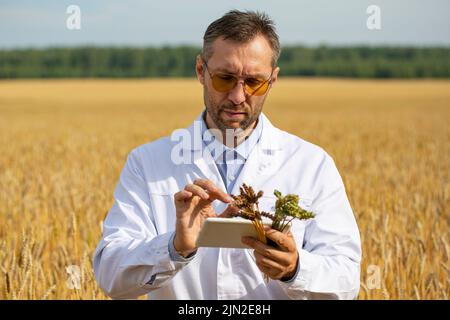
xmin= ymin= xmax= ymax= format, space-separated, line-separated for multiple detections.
xmin=204 ymin=91 xmax=265 ymax=132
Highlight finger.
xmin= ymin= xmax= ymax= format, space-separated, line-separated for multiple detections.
xmin=257 ymin=263 xmax=282 ymax=280
xmin=242 ymin=236 xmax=275 ymax=254
xmin=184 ymin=184 xmax=210 ymax=200
xmin=217 ymin=204 xmax=240 ymax=218
xmin=193 ymin=179 xmax=233 ymax=203
xmin=201 ymin=209 xmax=217 ymax=218
xmin=194 ymin=179 xmax=232 ymax=202
xmin=254 ymin=251 xmax=285 ymax=272
xmin=265 ymin=228 xmax=296 ymax=252
xmin=242 ymin=236 xmax=292 ymax=265
xmin=174 ymin=190 xmax=193 ymax=202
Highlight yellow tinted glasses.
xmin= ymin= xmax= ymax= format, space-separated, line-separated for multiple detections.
xmin=203 ymin=61 xmax=273 ymax=96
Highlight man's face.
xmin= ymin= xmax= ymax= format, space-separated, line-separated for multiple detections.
xmin=196 ymin=35 xmax=279 ymax=132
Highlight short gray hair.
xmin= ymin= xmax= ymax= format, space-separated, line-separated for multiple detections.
xmin=202 ymin=10 xmax=281 ymax=67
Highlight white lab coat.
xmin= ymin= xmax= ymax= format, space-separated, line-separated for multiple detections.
xmin=93 ymin=112 xmax=361 ymax=300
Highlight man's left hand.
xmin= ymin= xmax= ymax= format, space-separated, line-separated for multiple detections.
xmin=242 ymin=228 xmax=299 ymax=281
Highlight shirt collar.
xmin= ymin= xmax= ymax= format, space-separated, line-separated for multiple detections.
xmin=201 ymin=110 xmax=263 ymax=162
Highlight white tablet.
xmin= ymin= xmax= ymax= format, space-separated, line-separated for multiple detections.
xmin=196 ymin=217 xmax=274 ymax=249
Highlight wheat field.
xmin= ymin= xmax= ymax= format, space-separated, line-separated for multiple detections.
xmin=0 ymin=79 xmax=448 ymax=299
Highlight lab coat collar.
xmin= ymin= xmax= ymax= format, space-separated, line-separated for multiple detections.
xmin=183 ymin=111 xmax=282 ymax=152
xmin=201 ymin=111 xmax=263 ymax=163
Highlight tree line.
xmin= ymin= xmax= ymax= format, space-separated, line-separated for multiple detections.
xmin=0 ymin=46 xmax=449 ymax=78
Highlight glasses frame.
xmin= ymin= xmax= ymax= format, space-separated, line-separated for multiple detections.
xmin=202 ymin=60 xmax=274 ymax=97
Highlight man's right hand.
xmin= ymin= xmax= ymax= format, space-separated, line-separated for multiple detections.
xmin=173 ymin=179 xmax=237 ymax=257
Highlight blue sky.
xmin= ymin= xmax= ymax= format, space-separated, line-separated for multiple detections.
xmin=1 ymin=0 xmax=449 ymax=48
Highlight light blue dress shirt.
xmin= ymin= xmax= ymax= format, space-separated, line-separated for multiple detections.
xmin=200 ymin=111 xmax=263 ymax=193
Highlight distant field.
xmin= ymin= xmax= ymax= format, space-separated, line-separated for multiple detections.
xmin=0 ymin=79 xmax=448 ymax=299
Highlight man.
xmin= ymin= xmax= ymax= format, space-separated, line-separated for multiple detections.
xmin=94 ymin=10 xmax=361 ymax=300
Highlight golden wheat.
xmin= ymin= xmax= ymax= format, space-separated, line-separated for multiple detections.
xmin=0 ymin=78 xmax=448 ymax=299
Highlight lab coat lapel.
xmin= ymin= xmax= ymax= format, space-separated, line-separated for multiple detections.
xmin=230 ymin=113 xmax=283 ymax=195
xmin=191 ymin=150 xmax=226 ymax=191
xmin=182 ymin=114 xmax=227 ymax=192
